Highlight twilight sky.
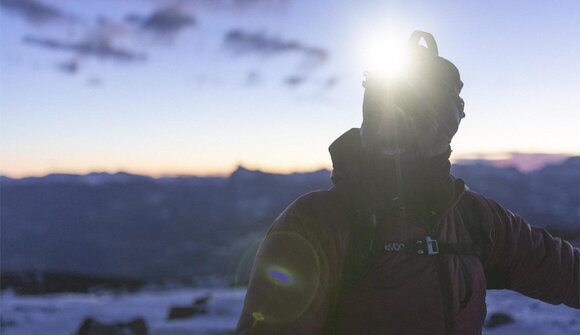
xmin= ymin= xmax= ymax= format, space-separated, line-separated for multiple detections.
xmin=1 ymin=0 xmax=579 ymax=177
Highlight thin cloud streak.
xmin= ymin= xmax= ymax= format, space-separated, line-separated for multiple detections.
xmin=284 ymin=75 xmax=306 ymax=87
xmin=223 ymin=29 xmax=328 ymax=63
xmin=23 ymin=35 xmax=147 ymax=62
xmin=0 ymin=0 xmax=74 ymax=24
xmin=56 ymin=58 xmax=81 ymax=74
xmin=175 ymin=0 xmax=289 ymax=13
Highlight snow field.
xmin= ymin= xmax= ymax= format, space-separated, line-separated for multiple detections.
xmin=1 ymin=288 xmax=578 ymax=335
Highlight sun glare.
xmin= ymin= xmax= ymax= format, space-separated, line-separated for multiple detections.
xmin=360 ymin=32 xmax=409 ymax=78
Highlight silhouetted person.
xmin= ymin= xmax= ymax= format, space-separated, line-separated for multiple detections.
xmin=235 ymin=31 xmax=579 ymax=335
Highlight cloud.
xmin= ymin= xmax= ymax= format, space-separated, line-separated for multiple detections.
xmin=223 ymin=29 xmax=328 ymax=64
xmin=125 ymin=4 xmax=196 ymax=41
xmin=143 ymin=6 xmax=195 ymax=34
xmin=229 ymin=0 xmax=289 ymax=12
xmin=177 ymin=0 xmax=289 ymax=13
xmin=283 ymin=75 xmax=339 ymax=90
xmin=0 ymin=0 xmax=72 ymax=24
xmin=223 ymin=29 xmax=333 ymax=90
xmin=23 ymin=35 xmax=147 ymax=62
xmin=244 ymin=70 xmax=261 ymax=86
xmin=87 ymin=77 xmax=104 ymax=87
xmin=56 ymin=58 xmax=80 ymax=74
xmin=15 ymin=3 xmax=194 ymax=76
xmin=323 ymin=76 xmax=338 ymax=89
xmin=284 ymin=75 xmax=306 ymax=87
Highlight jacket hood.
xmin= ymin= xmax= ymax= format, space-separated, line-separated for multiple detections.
xmin=329 ymin=128 xmax=363 ymax=185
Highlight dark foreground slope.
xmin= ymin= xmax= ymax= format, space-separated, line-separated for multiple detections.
xmin=1 ymin=158 xmax=578 ymax=288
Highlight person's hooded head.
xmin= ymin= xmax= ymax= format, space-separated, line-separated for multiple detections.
xmin=360 ymin=31 xmax=465 ymax=158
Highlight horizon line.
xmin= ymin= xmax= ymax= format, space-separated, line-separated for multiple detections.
xmin=1 ymin=152 xmax=577 ymax=179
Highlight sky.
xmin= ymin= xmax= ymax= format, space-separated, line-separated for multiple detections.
xmin=1 ymin=0 xmax=579 ymax=177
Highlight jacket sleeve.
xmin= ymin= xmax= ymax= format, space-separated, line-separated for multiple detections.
xmin=480 ymin=196 xmax=579 ymax=308
xmin=235 ymin=193 xmax=344 ymax=334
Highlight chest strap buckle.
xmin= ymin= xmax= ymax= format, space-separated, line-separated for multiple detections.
xmin=415 ymin=236 xmax=439 ymax=255
xmin=425 ymin=236 xmax=439 ymax=255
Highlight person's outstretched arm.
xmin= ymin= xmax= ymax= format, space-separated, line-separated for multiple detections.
xmin=235 ymin=192 xmax=346 ymax=334
xmin=478 ymin=194 xmax=579 ymax=308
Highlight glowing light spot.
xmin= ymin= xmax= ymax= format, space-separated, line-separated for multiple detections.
xmin=360 ymin=30 xmax=410 ymax=79
xmin=252 ymin=312 xmax=265 ymax=322
xmin=269 ymin=270 xmax=290 ymax=284
xmin=266 ymin=266 xmax=294 ymax=286
xmin=250 ymin=231 xmax=321 ymax=324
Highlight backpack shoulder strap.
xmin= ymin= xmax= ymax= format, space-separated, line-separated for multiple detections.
xmin=323 ymin=186 xmax=381 ymax=334
xmin=330 ymin=185 xmax=381 ymax=289
xmin=456 ymin=191 xmax=492 ymax=258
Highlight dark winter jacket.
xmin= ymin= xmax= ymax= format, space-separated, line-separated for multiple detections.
xmin=235 ymin=129 xmax=579 ymax=335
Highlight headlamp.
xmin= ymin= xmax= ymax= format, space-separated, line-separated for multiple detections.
xmin=360 ymin=31 xmax=465 ymax=157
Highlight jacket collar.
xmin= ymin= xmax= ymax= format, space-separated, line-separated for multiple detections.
xmin=329 ymin=128 xmax=465 ymax=217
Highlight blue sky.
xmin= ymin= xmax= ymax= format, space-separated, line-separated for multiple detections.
xmin=1 ymin=0 xmax=578 ymax=177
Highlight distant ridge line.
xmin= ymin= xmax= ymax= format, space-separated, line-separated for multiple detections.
xmin=1 ymin=155 xmax=578 ymax=181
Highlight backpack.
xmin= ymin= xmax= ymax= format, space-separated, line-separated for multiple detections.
xmin=322 ymin=185 xmax=491 ymax=333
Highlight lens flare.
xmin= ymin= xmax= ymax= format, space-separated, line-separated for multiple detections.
xmin=266 ymin=266 xmax=294 ymax=286
xmin=249 ymin=231 xmax=321 ymax=324
xmin=234 ymin=238 xmax=264 ymax=286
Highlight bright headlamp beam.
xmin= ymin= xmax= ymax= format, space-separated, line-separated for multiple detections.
xmin=361 ymin=34 xmax=410 ymax=79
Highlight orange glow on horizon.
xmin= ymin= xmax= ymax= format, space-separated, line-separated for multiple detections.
xmin=1 ymin=150 xmax=578 ymax=178
xmin=0 ymin=161 xmax=333 ymax=178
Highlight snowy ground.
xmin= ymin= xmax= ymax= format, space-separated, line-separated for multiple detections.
xmin=1 ymin=288 xmax=578 ymax=334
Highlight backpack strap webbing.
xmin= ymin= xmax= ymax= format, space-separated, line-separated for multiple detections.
xmin=331 ymin=185 xmax=382 ymax=290
xmin=321 ymin=186 xmax=382 ymax=335
xmin=457 ymin=191 xmax=491 ymax=255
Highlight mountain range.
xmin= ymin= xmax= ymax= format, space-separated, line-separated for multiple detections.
xmin=1 ymin=157 xmax=578 ymax=286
